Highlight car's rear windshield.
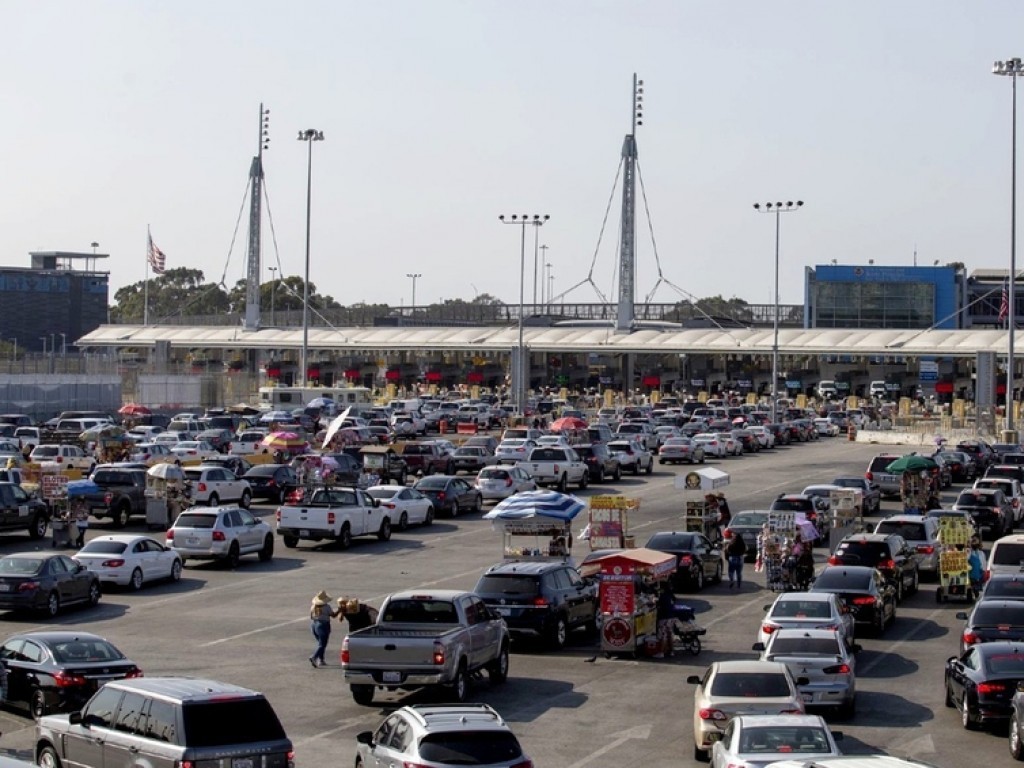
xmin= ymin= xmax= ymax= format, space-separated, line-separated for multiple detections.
xmin=402 ymin=445 xmax=429 ymax=455
xmin=478 ymin=468 xmax=510 ymax=480
xmin=0 ymin=558 xmax=42 ymax=575
xmin=992 ymin=543 xmax=1024 ymax=566
xmin=92 ymin=471 xmax=137 ymax=485
xmin=647 ymin=533 xmax=696 ymax=549
xmin=984 ymin=578 xmax=1024 ymax=598
xmin=381 ymin=599 xmax=458 ymax=624
xmin=731 ymin=512 xmax=768 ymax=527
xmin=475 ymin=575 xmax=540 ymax=596
xmin=771 ymin=600 xmax=831 ymax=619
xmin=740 ymin=726 xmax=830 ymax=753
xmin=813 ymin=569 xmax=872 ymax=591
xmin=973 ymin=603 xmax=1024 ymax=624
xmin=957 ymin=491 xmax=998 ymax=506
xmin=768 ymin=637 xmax=842 ymax=657
xmin=33 ymin=446 xmax=58 ymax=457
xmin=174 ymin=514 xmax=216 ymax=529
xmin=834 ymin=542 xmax=886 ymax=564
xmin=874 ymin=522 xmax=926 ymax=541
xmin=710 ymin=672 xmax=791 ymax=697
xmin=771 ymin=499 xmax=813 ymax=512
xmin=78 ymin=541 xmax=128 ymax=555
xmin=51 ymin=638 xmax=125 ymax=663
xmin=366 ymin=488 xmax=398 ymax=500
xmin=245 ymin=465 xmax=279 ymax=477
xmin=419 ymin=731 xmax=523 ymax=764
xmin=869 ymin=457 xmax=898 ymax=472
xmin=182 ymin=698 xmax=287 ymax=746
xmin=985 ymin=652 xmax=1024 ymax=676
xmin=415 ymin=478 xmax=449 ymax=490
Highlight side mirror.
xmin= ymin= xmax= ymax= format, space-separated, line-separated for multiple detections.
xmin=762 ymin=604 xmax=771 ymax=611
xmin=69 ymin=711 xmax=83 ymax=725
xmin=796 ymin=676 xmax=810 ymax=687
xmin=77 ymin=563 xmax=87 ymax=572
xmin=356 ymin=731 xmax=374 ymax=746
xmin=686 ymin=675 xmax=702 ymax=685
xmin=851 ymin=644 xmax=862 ymax=654
xmin=956 ymin=612 xmax=969 ymax=621
xmin=752 ymin=642 xmax=766 ymax=652
xmin=832 ymin=731 xmax=845 ymax=742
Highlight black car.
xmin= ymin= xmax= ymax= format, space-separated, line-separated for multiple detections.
xmin=0 ymin=631 xmax=142 ymax=718
xmin=978 ymin=573 xmax=1024 ymax=602
xmin=957 ymin=600 xmax=1024 ymax=654
xmin=953 ymin=487 xmax=1014 ymax=540
xmin=412 ymin=475 xmax=483 ymax=517
xmin=323 ymin=452 xmax=363 ymax=485
xmin=828 ymin=533 xmax=919 ymax=602
xmin=724 ymin=511 xmax=768 ymax=563
xmin=473 ymin=560 xmax=598 ymax=649
xmin=810 ymin=565 xmax=897 ymax=635
xmin=766 ymin=423 xmax=791 ymax=446
xmin=957 ymin=440 xmax=998 ymax=474
xmin=770 ymin=494 xmax=829 ymax=546
xmin=938 ymin=450 xmax=978 ymax=482
xmin=242 ymin=464 xmax=299 ymax=504
xmin=945 ymin=640 xmax=1024 ymax=732
xmin=0 ymin=553 xmax=101 ymax=617
xmin=645 ymin=531 xmax=722 ymax=591
xmin=575 ymin=443 xmax=622 ymax=483
xmin=196 ymin=428 xmax=233 ymax=453
xmin=450 ymin=446 xmax=494 ymax=475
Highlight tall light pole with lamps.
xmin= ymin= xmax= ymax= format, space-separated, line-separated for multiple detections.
xmin=539 ymin=244 xmax=549 ymax=305
xmin=994 ymin=57 xmax=1023 ymax=435
xmin=268 ymin=266 xmax=278 ymax=326
xmin=499 ymin=214 xmax=549 ymax=414
xmin=406 ymin=273 xmax=422 ymax=314
xmin=297 ymin=128 xmax=324 ymax=387
xmin=753 ymin=200 xmax=804 ymax=424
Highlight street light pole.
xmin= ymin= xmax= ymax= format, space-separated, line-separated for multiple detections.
xmin=753 ymin=200 xmax=804 ymax=424
xmin=268 ymin=266 xmax=277 ymax=326
xmin=406 ymin=273 xmax=422 ymax=314
xmin=297 ymin=128 xmax=325 ymax=388
xmin=995 ymin=58 xmax=1023 ymax=434
xmin=539 ymin=244 xmax=549 ymax=305
xmin=499 ymin=214 xmax=549 ymax=414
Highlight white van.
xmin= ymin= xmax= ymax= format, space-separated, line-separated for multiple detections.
xmin=986 ymin=533 xmax=1024 ymax=578
xmin=870 ymin=380 xmax=887 ymax=398
xmin=817 ymin=380 xmax=838 ymax=399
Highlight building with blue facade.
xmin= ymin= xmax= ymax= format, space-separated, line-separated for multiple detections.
xmin=804 ymin=264 xmax=964 ymax=330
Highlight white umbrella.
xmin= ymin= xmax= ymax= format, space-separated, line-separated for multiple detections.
xmin=148 ymin=463 xmax=185 ymax=482
xmin=482 ymin=490 xmax=587 ymax=521
xmin=321 ymin=406 xmax=352 ymax=449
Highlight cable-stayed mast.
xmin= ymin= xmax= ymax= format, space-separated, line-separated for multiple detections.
xmin=616 ymin=74 xmax=643 ymax=332
xmin=244 ymin=104 xmax=270 ymax=330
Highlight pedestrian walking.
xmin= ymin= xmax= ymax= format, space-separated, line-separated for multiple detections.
xmin=337 ymin=597 xmax=379 ymax=632
xmin=73 ymin=500 xmax=89 ymax=548
xmin=725 ymin=532 xmax=747 ymax=589
xmin=309 ymin=590 xmax=338 ymax=667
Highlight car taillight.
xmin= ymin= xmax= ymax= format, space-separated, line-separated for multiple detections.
xmin=341 ymin=637 xmax=350 ymax=665
xmin=17 ymin=581 xmax=39 ymax=592
xmin=828 ymin=555 xmax=841 ymax=565
xmin=102 ymin=559 xmax=125 ymax=568
xmin=327 ymin=512 xmax=335 ymax=525
xmin=816 ymin=624 xmax=839 ymax=632
xmin=509 ymin=761 xmax=534 ymax=768
xmin=104 ymin=492 xmax=113 ymax=505
xmin=275 ymin=509 xmax=282 ymax=522
xmin=823 ymin=663 xmax=851 ymax=674
xmin=917 ymin=545 xmax=935 ymax=555
xmin=533 ymin=596 xmax=549 ymax=606
xmin=723 ymin=529 xmax=733 ymax=539
xmin=780 ymin=708 xmax=804 ymax=714
xmin=505 ymin=477 xmax=513 ymax=487
xmin=978 ymin=681 xmax=1008 ymax=694
xmin=432 ymin=641 xmax=445 ymax=665
xmin=698 ymin=708 xmax=728 ymax=721
xmin=866 ymin=471 xmax=874 ymax=481
xmin=437 ymin=492 xmax=446 ymax=501
xmin=851 ymin=596 xmax=876 ymax=605
xmin=125 ymin=667 xmax=144 ymax=678
xmin=880 ymin=559 xmax=896 ymax=571
xmin=679 ymin=555 xmax=693 ymax=566
xmin=963 ymin=630 xmax=980 ymax=645
xmin=166 ymin=530 xmax=175 ymax=540
xmin=762 ymin=623 xmax=779 ymax=635
xmin=53 ymin=671 xmax=88 ymax=687
xmin=198 ymin=482 xmax=207 ymax=492
xmin=212 ymin=531 xmax=226 ymax=541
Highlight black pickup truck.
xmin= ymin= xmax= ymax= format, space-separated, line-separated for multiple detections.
xmin=83 ymin=466 xmax=149 ymax=527
xmin=0 ymin=482 xmax=50 ymax=539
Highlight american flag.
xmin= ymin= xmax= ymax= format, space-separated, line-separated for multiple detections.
xmin=1000 ymin=281 xmax=1010 ymax=324
xmin=147 ymin=233 xmax=166 ymax=275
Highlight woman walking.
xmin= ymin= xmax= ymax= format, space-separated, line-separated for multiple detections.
xmin=309 ymin=590 xmax=338 ymax=667
xmin=725 ymin=532 xmax=747 ymax=589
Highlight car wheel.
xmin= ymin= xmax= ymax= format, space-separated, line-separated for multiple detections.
xmin=632 ymin=463 xmax=640 ymax=476
xmin=578 ymin=472 xmax=589 ymax=490
xmin=450 ymin=501 xmax=460 ymax=518
xmin=713 ymin=562 xmax=723 ymax=584
xmin=87 ymin=581 xmax=100 ymax=606
xmin=962 ymin=693 xmax=978 ymax=730
xmin=614 ymin=466 xmax=622 ymax=481
xmin=838 ymin=695 xmax=856 ymax=720
xmin=424 ymin=507 xmax=435 ymax=526
xmin=350 ymin=684 xmax=374 ymax=706
xmin=114 ymin=502 xmax=131 ymax=529
xmin=44 ymin=590 xmax=60 ymax=617
xmin=1010 ymin=714 xmax=1024 ymax=759
xmin=240 ymin=490 xmax=252 ymax=509
xmin=259 ymin=535 xmax=274 ymax=561
xmin=170 ymin=559 xmax=183 ymax=582
xmin=377 ymin=518 xmax=392 ymax=542
xmin=596 ymin=467 xmax=606 ymax=482
xmin=548 ymin=615 xmax=568 ymax=649
xmin=37 ymin=745 xmax=61 ymax=768
xmin=226 ymin=542 xmax=240 ymax=568
xmin=945 ymin=680 xmax=956 ymax=708
xmin=473 ymin=494 xmax=483 ymax=513
xmin=338 ymin=525 xmax=352 ymax=550
xmin=29 ymin=513 xmax=47 ymax=540
xmin=450 ymin=662 xmax=469 ymax=702
xmin=488 ymin=644 xmax=510 ymax=684
xmin=207 ymin=492 xmax=220 ymax=507
xmin=130 ymin=568 xmax=144 ymax=591
xmin=282 ymin=534 xmax=298 ymax=548
xmin=31 ymin=689 xmax=48 ymax=719
xmin=873 ymin=609 xmax=885 ymax=637
xmin=693 ymin=743 xmax=709 ymax=762
xmin=645 ymin=459 xmax=653 ymax=475
xmin=909 ymin=569 xmax=919 ymax=595
xmin=398 ymin=511 xmax=409 ymax=531
xmin=694 ymin=568 xmax=705 ymax=592
xmin=557 ymin=474 xmax=568 ymax=493
xmin=277 ymin=487 xmax=288 ymax=505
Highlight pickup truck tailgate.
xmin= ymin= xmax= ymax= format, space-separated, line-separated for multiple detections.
xmin=346 ymin=625 xmax=460 ymax=669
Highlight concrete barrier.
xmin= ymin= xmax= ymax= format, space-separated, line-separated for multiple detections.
xmin=456 ymin=422 xmax=478 ymax=435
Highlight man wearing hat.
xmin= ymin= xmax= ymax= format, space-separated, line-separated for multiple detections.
xmin=309 ymin=590 xmax=339 ymax=667
xmin=337 ymin=597 xmax=379 ymax=632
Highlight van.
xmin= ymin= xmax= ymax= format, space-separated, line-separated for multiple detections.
xmin=986 ymin=533 xmax=1024 ymax=578
xmin=870 ymin=380 xmax=887 ymax=398
xmin=817 ymin=380 xmax=838 ymax=399
xmin=35 ymin=677 xmax=294 ymax=768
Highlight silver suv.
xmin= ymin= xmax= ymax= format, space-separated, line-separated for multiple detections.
xmin=355 ymin=704 xmax=532 ymax=768
xmin=36 ymin=677 xmax=294 ymax=768
xmin=167 ymin=505 xmax=274 ymax=568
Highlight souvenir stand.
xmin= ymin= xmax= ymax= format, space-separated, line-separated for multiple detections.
xmin=145 ymin=464 xmax=188 ymax=530
xmin=900 ymin=471 xmax=937 ymax=513
xmin=48 ymin=475 xmax=77 ymax=548
xmin=757 ymin=511 xmax=798 ymax=592
xmin=481 ymin=490 xmax=585 ymax=562
xmin=588 ymin=495 xmax=640 ymax=550
xmin=674 ymin=468 xmax=730 ymax=543
xmin=828 ymin=488 xmax=862 ymax=551
xmin=582 ymin=548 xmax=677 ymax=657
xmin=935 ymin=516 xmax=974 ymax=603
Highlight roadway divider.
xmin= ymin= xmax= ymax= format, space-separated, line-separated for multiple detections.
xmin=456 ymin=422 xmax=478 ymax=435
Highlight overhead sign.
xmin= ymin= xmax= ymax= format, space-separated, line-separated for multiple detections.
xmin=919 ymin=358 xmax=939 ymax=382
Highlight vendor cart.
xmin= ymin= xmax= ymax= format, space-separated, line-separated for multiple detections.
xmin=583 ymin=548 xmax=678 ymax=658
xmin=675 ymin=468 xmax=730 ymax=544
xmin=936 ymin=516 xmax=974 ymax=603
xmin=145 ymin=464 xmax=187 ymax=530
xmin=587 ymin=495 xmax=639 ymax=550
xmin=758 ymin=511 xmax=800 ymax=592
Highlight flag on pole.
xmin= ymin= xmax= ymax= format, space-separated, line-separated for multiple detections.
xmin=1000 ymin=281 xmax=1010 ymax=324
xmin=147 ymin=232 xmax=167 ymax=274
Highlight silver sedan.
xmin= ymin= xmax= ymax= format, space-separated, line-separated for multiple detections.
xmin=754 ymin=628 xmax=858 ymax=718
xmin=711 ymin=713 xmax=842 ymax=768
xmin=474 ymin=466 xmax=538 ymax=501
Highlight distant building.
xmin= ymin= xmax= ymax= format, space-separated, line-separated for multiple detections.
xmin=804 ymin=264 xmax=964 ymax=330
xmin=1 ymin=251 xmax=109 ymax=352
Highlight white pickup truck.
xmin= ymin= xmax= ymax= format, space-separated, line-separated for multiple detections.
xmin=29 ymin=444 xmax=96 ymax=474
xmin=276 ymin=486 xmax=392 ymax=549
xmin=517 ymin=446 xmax=589 ymax=492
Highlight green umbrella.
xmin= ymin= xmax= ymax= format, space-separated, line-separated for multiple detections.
xmin=885 ymin=454 xmax=937 ymax=474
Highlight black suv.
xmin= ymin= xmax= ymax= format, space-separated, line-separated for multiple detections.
xmin=574 ymin=444 xmax=622 ymax=483
xmin=957 ymin=440 xmax=997 ymax=474
xmin=473 ymin=561 xmax=598 ymax=650
xmin=828 ymin=533 xmax=920 ymax=602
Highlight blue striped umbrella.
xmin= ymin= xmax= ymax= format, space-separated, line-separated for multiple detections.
xmin=482 ymin=490 xmax=586 ymax=521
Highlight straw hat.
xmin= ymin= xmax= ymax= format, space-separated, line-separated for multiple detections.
xmin=715 ymin=492 xmax=726 ymax=499
xmin=312 ymin=590 xmax=333 ymax=606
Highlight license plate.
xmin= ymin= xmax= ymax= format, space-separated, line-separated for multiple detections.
xmin=233 ymin=760 xmax=253 ymax=768
xmin=300 ymin=529 xmax=310 ymax=537
xmin=496 ymin=607 xmax=511 ymax=616
xmin=187 ymin=537 xmax=200 ymax=546
xmin=383 ymin=671 xmax=401 ymax=683
xmin=802 ymin=693 xmax=813 ymax=702
xmin=0 ymin=584 xmax=9 ymax=592
xmin=707 ymin=732 xmax=721 ymax=742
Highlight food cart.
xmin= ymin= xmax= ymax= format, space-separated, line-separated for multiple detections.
xmin=828 ymin=488 xmax=862 ymax=551
xmin=582 ymin=548 xmax=677 ymax=658
xmin=674 ymin=468 xmax=730 ymax=542
xmin=52 ymin=476 xmax=82 ymax=548
xmin=145 ymin=464 xmax=187 ymax=530
xmin=587 ymin=495 xmax=640 ymax=550
xmin=482 ymin=490 xmax=585 ymax=561
xmin=936 ymin=516 xmax=974 ymax=603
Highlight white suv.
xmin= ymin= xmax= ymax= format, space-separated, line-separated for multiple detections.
xmin=167 ymin=505 xmax=274 ymax=567
xmin=182 ymin=466 xmax=252 ymax=508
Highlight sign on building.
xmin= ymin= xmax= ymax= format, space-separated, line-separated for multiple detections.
xmin=976 ymin=351 xmax=996 ymax=408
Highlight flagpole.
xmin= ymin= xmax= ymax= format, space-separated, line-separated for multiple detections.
xmin=144 ymin=226 xmax=150 ymax=326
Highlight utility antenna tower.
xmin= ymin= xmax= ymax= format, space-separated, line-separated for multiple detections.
xmin=244 ymin=104 xmax=271 ymax=330
xmin=616 ymin=74 xmax=643 ymax=332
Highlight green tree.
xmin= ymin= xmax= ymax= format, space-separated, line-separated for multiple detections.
xmin=110 ymin=268 xmax=230 ymax=322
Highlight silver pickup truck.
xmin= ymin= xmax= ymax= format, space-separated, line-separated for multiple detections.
xmin=341 ymin=589 xmax=510 ymax=705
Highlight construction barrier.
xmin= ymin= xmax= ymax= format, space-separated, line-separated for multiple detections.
xmin=456 ymin=422 xmax=479 ymax=435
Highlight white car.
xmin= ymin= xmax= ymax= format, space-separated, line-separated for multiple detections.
xmin=170 ymin=440 xmax=220 ymax=463
xmin=129 ymin=442 xmax=176 ymax=466
xmin=814 ymin=418 xmax=841 ymax=437
xmin=30 ymin=444 xmax=96 ymax=473
xmin=536 ymin=435 xmax=571 ymax=448
xmin=153 ymin=431 xmax=189 ymax=447
xmin=475 ymin=465 xmax=538 ymax=501
xmin=748 ymin=425 xmax=775 ymax=449
xmin=74 ymin=534 xmax=183 ymax=590
xmin=182 ymin=466 xmax=252 ymax=507
xmin=693 ymin=433 xmax=728 ymax=458
xmin=607 ymin=439 xmax=654 ymax=475
xmin=716 ymin=432 xmax=743 ymax=456
xmin=366 ymin=485 xmax=434 ymax=529
xmin=757 ymin=592 xmax=856 ymax=649
xmin=126 ymin=425 xmax=165 ymax=443
xmin=390 ymin=414 xmax=419 ymax=437
xmin=167 ymin=505 xmax=274 ymax=567
xmin=230 ymin=430 xmax=269 ymax=456
xmin=495 ymin=439 xmax=537 ymax=464
xmin=710 ymin=714 xmax=842 ymax=768
xmin=13 ymin=426 xmax=41 ymax=454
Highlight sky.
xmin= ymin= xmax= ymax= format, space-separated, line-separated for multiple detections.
xmin=3 ymin=1 xmax=1024 ymax=311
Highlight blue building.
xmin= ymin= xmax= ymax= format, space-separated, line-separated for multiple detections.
xmin=804 ymin=264 xmax=964 ymax=330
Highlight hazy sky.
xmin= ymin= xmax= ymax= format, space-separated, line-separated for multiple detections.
xmin=4 ymin=1 xmax=1023 ymax=311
